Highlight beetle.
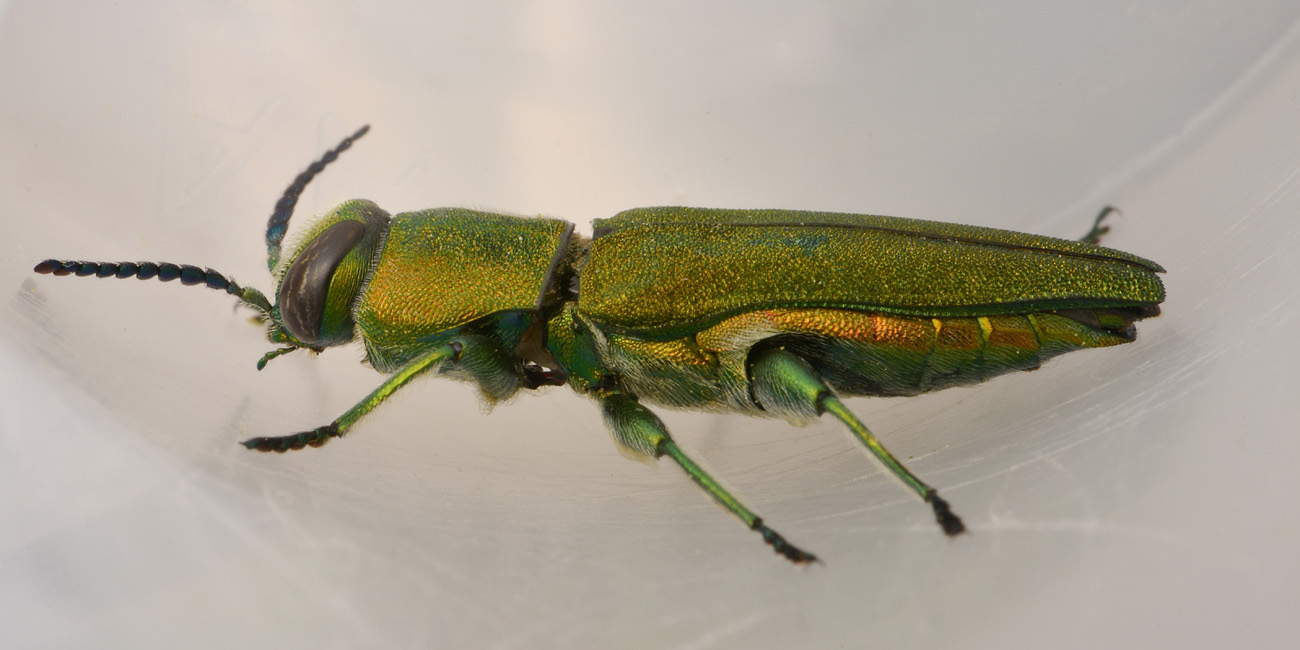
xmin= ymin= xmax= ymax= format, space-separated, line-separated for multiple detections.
xmin=34 ymin=125 xmax=1165 ymax=564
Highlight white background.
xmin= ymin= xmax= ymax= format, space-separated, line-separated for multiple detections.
xmin=2 ymin=2 xmax=1298 ymax=648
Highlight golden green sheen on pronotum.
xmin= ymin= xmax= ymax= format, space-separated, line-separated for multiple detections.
xmin=582 ymin=207 xmax=1165 ymax=336
xmin=355 ymin=208 xmax=572 ymax=369
xmin=34 ymin=125 xmax=1167 ymax=565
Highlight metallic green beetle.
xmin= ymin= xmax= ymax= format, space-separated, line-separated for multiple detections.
xmin=35 ymin=126 xmax=1165 ymax=564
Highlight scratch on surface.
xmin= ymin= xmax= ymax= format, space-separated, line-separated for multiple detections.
xmin=979 ymin=513 xmax=1188 ymax=543
xmin=663 ymin=607 xmax=779 ymax=650
xmin=487 ymin=599 xmax=602 ymax=650
xmin=177 ymin=477 xmax=387 ymax=646
xmin=1044 ymin=456 xmax=1098 ymax=522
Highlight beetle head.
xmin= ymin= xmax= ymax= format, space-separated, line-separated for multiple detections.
xmin=267 ymin=200 xmax=388 ymax=352
xmin=251 ymin=125 xmax=374 ymax=368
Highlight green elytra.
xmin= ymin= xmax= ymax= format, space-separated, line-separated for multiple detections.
xmin=34 ymin=126 xmax=1165 ymax=564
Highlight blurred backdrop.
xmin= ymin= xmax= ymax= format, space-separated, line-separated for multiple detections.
xmin=2 ymin=2 xmax=1298 ymax=648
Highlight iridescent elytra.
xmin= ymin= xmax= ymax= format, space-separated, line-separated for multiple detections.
xmin=34 ymin=126 xmax=1165 ymax=563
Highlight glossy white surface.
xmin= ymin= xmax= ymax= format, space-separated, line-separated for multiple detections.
xmin=3 ymin=2 xmax=1298 ymax=648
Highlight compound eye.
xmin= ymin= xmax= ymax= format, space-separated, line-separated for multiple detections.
xmin=277 ymin=220 xmax=365 ymax=345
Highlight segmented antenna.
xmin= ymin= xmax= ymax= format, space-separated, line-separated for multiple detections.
xmin=32 ymin=259 xmax=273 ymax=315
xmin=265 ymin=124 xmax=371 ymax=272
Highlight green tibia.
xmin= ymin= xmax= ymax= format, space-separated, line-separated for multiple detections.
xmin=748 ymin=347 xmax=965 ymax=536
xmin=242 ymin=338 xmax=462 ymax=452
xmin=598 ymin=391 xmax=817 ymax=564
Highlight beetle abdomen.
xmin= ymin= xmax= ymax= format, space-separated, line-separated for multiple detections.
xmin=602 ymin=307 xmax=1142 ymax=413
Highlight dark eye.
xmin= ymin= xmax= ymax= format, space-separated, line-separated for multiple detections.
xmin=278 ymin=220 xmax=365 ymax=344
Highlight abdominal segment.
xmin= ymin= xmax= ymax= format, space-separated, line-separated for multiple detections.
xmin=600 ymin=308 xmax=1134 ymax=413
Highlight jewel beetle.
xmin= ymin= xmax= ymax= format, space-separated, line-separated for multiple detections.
xmin=34 ymin=126 xmax=1165 ymax=564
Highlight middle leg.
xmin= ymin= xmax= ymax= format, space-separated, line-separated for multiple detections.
xmin=598 ymin=391 xmax=819 ymax=564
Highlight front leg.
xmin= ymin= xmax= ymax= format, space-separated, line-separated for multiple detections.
xmin=243 ymin=337 xmax=485 ymax=452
